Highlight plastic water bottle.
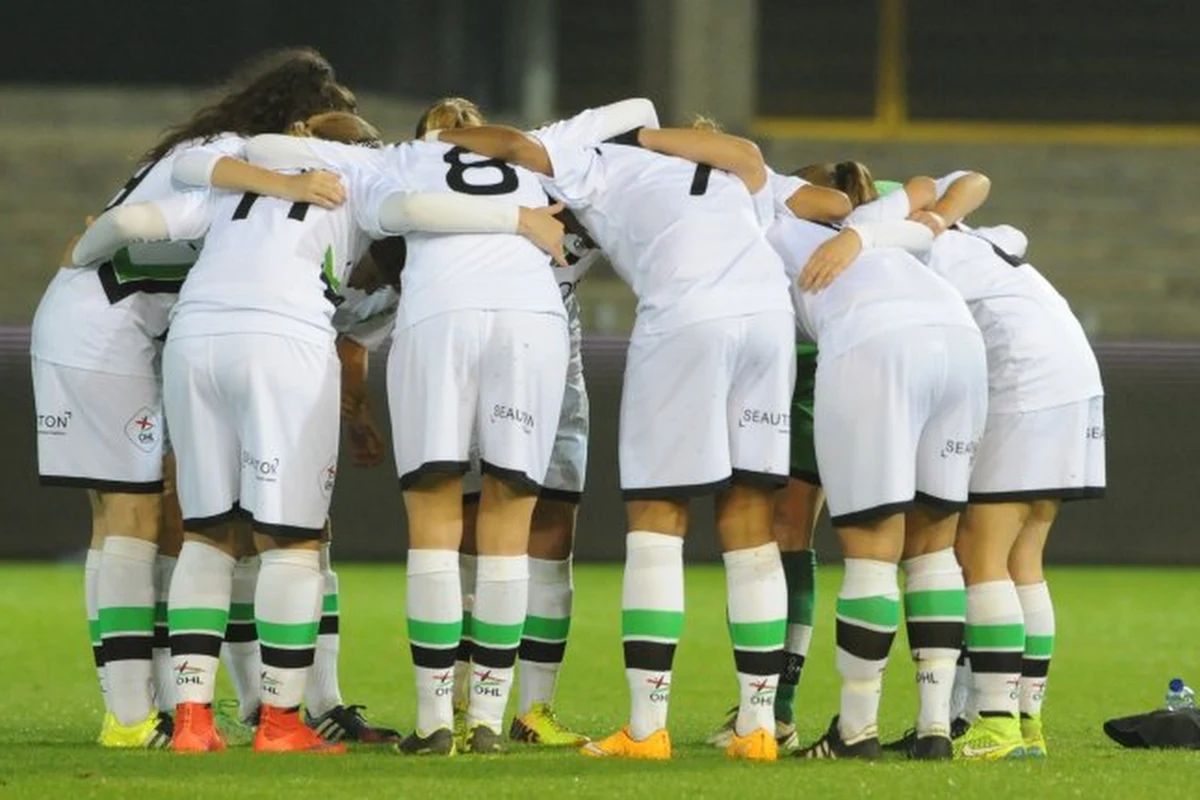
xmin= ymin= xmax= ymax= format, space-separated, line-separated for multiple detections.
xmin=1165 ymin=678 xmax=1196 ymax=711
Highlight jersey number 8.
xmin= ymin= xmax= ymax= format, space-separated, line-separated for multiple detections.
xmin=444 ymin=147 xmax=519 ymax=195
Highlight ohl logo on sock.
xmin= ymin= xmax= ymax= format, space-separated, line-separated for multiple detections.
xmin=1006 ymin=676 xmax=1022 ymax=701
xmin=174 ymin=660 xmax=204 ymax=686
xmin=474 ymin=669 xmax=505 ymax=698
xmin=749 ymin=678 xmax=776 ymax=706
xmin=432 ymin=671 xmax=455 ymax=697
xmin=646 ymin=674 xmax=670 ymax=703
xmin=262 ymin=672 xmax=284 ymax=697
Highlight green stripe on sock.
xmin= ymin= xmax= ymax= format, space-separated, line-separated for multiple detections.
xmin=408 ymin=618 xmax=462 ymax=648
xmin=154 ymin=602 xmax=167 ymax=624
xmin=99 ymin=605 xmax=155 ymax=634
xmin=729 ymin=619 xmax=786 ymax=649
xmin=322 ymin=594 xmax=339 ymax=615
xmin=461 ymin=611 xmax=473 ymax=640
xmin=88 ymin=618 xmax=101 ymax=644
xmin=837 ymin=596 xmax=900 ymax=628
xmin=966 ymin=623 xmax=1026 ymax=650
xmin=623 ymin=609 xmax=685 ymax=640
xmin=523 ymin=615 xmax=570 ymax=642
xmin=168 ymin=607 xmax=229 ymax=634
xmin=229 ymin=602 xmax=255 ymax=623
xmin=256 ymin=620 xmax=319 ymax=647
xmin=905 ymin=589 xmax=967 ymax=618
xmin=1025 ymin=634 xmax=1054 ymax=658
xmin=472 ymin=619 xmax=524 ymax=648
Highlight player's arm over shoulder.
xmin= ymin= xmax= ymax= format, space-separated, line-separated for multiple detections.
xmin=71 ymin=191 xmax=213 ymax=267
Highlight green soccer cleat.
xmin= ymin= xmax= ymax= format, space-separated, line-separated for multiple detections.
xmin=213 ymin=698 xmax=258 ymax=746
xmin=1021 ymin=713 xmax=1047 ymax=757
xmin=98 ymin=709 xmax=173 ymax=749
xmin=509 ymin=703 xmax=589 ymax=746
xmin=953 ymin=715 xmax=1026 ymax=760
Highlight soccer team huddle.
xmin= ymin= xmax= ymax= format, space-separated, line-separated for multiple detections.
xmin=31 ymin=48 xmax=1105 ymax=762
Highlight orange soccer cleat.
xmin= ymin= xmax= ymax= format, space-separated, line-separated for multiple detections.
xmin=580 ymin=725 xmax=671 ymax=760
xmin=172 ymin=703 xmax=228 ymax=753
xmin=725 ymin=727 xmax=778 ymax=762
xmin=254 ymin=705 xmax=347 ymax=754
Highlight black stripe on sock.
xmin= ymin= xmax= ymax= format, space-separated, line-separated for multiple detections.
xmin=92 ymin=645 xmax=106 ymax=668
xmin=411 ymin=644 xmax=457 ymax=670
xmin=734 ymin=648 xmax=783 ymax=677
xmin=152 ymin=624 xmax=169 ymax=649
xmin=836 ymin=619 xmax=897 ymax=662
xmin=1022 ymin=657 xmax=1051 ymax=679
xmin=780 ymin=651 xmax=806 ymax=686
xmin=957 ymin=643 xmax=968 ymax=666
xmin=102 ymin=635 xmax=154 ymax=662
xmin=472 ymin=644 xmax=519 ymax=670
xmin=319 ymin=615 xmax=339 ymax=636
xmin=260 ymin=645 xmax=315 ymax=670
xmin=967 ymin=649 xmax=1025 ymax=675
xmin=906 ymin=620 xmax=966 ymax=651
xmin=623 ymin=640 xmax=677 ymax=673
xmin=456 ymin=637 xmax=474 ymax=662
xmin=520 ymin=638 xmax=567 ymax=665
xmin=224 ymin=621 xmax=257 ymax=644
xmin=170 ymin=633 xmax=223 ymax=659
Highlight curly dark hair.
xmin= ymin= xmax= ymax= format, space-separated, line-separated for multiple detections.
xmin=142 ymin=47 xmax=357 ymax=164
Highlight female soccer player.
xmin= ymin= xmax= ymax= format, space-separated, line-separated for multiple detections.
xmin=837 ymin=167 xmax=1105 ymax=758
xmin=765 ymin=166 xmax=988 ymax=761
xmin=31 ymin=47 xmax=356 ymax=749
xmin=70 ymin=110 xmax=567 ymax=754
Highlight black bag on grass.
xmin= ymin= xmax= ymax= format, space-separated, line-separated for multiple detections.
xmin=1104 ymin=709 xmax=1200 ymax=749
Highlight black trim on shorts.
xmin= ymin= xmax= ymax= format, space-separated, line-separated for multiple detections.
xmin=789 ymin=469 xmax=822 ymax=487
xmin=830 ymin=500 xmax=913 ymax=528
xmin=183 ymin=505 xmax=247 ymax=532
xmin=731 ymin=468 xmax=789 ymax=491
xmin=39 ymin=475 xmax=164 ymax=494
xmin=399 ymin=460 xmax=470 ymax=491
xmin=968 ymin=486 xmax=1107 ymax=504
xmin=621 ymin=476 xmax=732 ymax=502
xmin=253 ymin=520 xmax=326 ymax=541
xmin=539 ymin=487 xmax=583 ymax=504
xmin=479 ymin=460 xmax=542 ymax=495
xmin=462 ymin=491 xmax=482 ymax=506
xmin=914 ymin=491 xmax=967 ymax=513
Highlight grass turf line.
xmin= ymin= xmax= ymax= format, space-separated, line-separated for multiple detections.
xmin=0 ymin=564 xmax=1196 ymax=798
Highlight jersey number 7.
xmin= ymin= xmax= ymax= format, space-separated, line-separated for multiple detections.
xmin=230 ymin=192 xmax=310 ymax=222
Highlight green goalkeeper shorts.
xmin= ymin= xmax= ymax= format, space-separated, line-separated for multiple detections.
xmin=791 ymin=341 xmax=820 ymax=485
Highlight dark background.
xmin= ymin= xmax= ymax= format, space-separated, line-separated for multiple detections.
xmin=4 ymin=0 xmax=1198 ymax=122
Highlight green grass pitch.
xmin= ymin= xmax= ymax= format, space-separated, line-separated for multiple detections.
xmin=0 ymin=563 xmax=1197 ymax=798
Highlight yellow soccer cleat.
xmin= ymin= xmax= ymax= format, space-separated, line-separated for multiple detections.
xmin=97 ymin=711 xmax=117 ymax=744
xmin=953 ymin=715 xmax=1026 ymax=760
xmin=509 ymin=703 xmax=590 ymax=747
xmin=1021 ymin=714 xmax=1047 ymax=757
xmin=725 ymin=727 xmax=778 ymax=762
xmin=99 ymin=709 xmax=173 ymax=749
xmin=580 ymin=726 xmax=671 ymax=760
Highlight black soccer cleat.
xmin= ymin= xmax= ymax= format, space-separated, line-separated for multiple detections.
xmin=911 ymin=734 xmax=953 ymax=760
xmin=306 ymin=704 xmax=402 ymax=744
xmin=463 ymin=723 xmax=505 ymax=754
xmin=882 ymin=717 xmax=969 ymax=756
xmin=795 ymin=716 xmax=881 ymax=760
xmin=395 ymin=727 xmax=455 ymax=756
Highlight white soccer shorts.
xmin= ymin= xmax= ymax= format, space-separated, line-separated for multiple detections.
xmin=814 ymin=325 xmax=988 ymax=526
xmin=619 ymin=310 xmax=795 ymax=499
xmin=389 ymin=309 xmax=569 ymax=492
xmin=162 ymin=333 xmax=340 ymax=538
xmin=32 ymin=357 xmax=165 ymax=492
xmin=462 ymin=312 xmax=587 ymax=502
xmin=969 ymin=395 xmax=1106 ymax=501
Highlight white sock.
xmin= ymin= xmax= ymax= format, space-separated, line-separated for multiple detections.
xmin=98 ymin=536 xmax=158 ymax=725
xmin=85 ymin=549 xmax=109 ymax=712
xmin=467 ymin=555 xmax=529 ymax=732
xmin=305 ymin=543 xmax=343 ymax=717
xmin=152 ymin=555 xmax=176 ymax=711
xmin=407 ymin=549 xmax=462 ymax=735
xmin=724 ymin=543 xmax=787 ymax=736
xmin=169 ymin=540 xmax=235 ymax=706
xmin=622 ymin=532 xmax=684 ymax=741
xmin=255 ymin=549 xmax=322 ymax=710
xmin=453 ymin=553 xmax=477 ymax=709
xmin=835 ymin=559 xmax=900 ymax=742
xmin=518 ymin=557 xmax=573 ymax=714
xmin=902 ymin=548 xmax=965 ymax=737
xmin=221 ymin=556 xmax=261 ymax=719
xmin=1016 ymin=581 xmax=1054 ymax=717
xmin=965 ymin=580 xmax=1025 ymax=718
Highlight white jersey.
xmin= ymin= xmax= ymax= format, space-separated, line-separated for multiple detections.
xmin=159 ymin=161 xmax=384 ymax=347
xmin=30 ymin=135 xmax=246 ymax=376
xmin=535 ymin=126 xmax=792 ymax=336
xmin=333 ymin=285 xmax=400 ymax=350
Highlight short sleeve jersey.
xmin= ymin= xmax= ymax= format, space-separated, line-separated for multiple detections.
xmin=535 ymin=128 xmax=792 ymax=336
xmin=30 ymin=135 xmax=246 ymax=376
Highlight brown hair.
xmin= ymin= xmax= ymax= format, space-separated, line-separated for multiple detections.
xmin=142 ymin=48 xmax=356 ymax=164
xmin=300 ymin=111 xmax=382 ymax=148
xmin=796 ymin=160 xmax=878 ymax=207
xmin=414 ymin=97 xmax=485 ymax=139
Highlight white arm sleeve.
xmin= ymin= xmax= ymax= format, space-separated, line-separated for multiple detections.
xmin=71 ymin=204 xmax=170 ymax=266
xmin=245 ymin=134 xmax=329 ymax=171
xmin=933 ymin=170 xmax=973 ymax=200
xmin=846 ymin=220 xmax=934 ymax=256
xmin=377 ymin=193 xmax=519 ymax=237
xmin=531 ymin=98 xmax=660 ymax=148
xmin=170 ymin=135 xmax=249 ymax=187
xmin=846 ymin=190 xmax=911 ymax=224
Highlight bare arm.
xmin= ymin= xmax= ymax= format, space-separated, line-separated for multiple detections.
xmin=175 ymin=140 xmax=346 ymax=208
xmin=903 ymin=176 xmax=938 ymax=213
xmin=930 ymin=171 xmax=991 ymax=227
xmin=436 ymin=126 xmax=554 ymax=176
xmin=786 ymin=185 xmax=853 ymax=223
xmin=636 ymin=127 xmax=768 ymax=193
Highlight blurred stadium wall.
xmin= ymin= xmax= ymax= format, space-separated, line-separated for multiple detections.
xmin=2 ymin=0 xmax=1198 ymax=562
